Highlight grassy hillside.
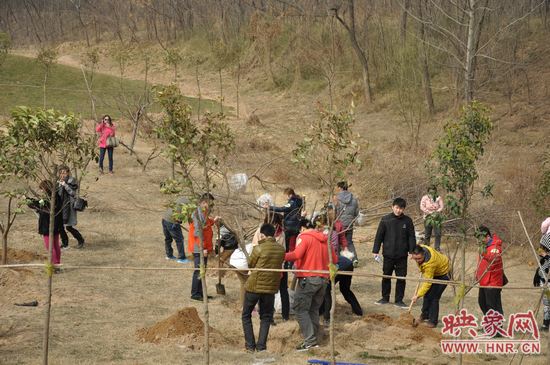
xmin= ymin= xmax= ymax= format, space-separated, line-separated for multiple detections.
xmin=0 ymin=54 xmax=221 ymax=118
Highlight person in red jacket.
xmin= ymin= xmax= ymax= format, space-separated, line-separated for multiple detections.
xmin=476 ymin=225 xmax=504 ymax=315
xmin=285 ymin=217 xmax=338 ymax=351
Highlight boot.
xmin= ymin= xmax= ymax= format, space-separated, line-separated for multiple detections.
xmin=541 ymin=319 xmax=549 ymax=332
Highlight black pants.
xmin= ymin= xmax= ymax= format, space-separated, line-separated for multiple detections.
xmin=478 ymin=288 xmax=503 ymax=315
xmin=60 ymin=225 xmax=84 ymax=247
xmin=420 ymin=274 xmax=449 ymax=325
xmin=280 ymin=268 xmax=290 ymax=320
xmin=242 ymin=291 xmax=275 ymax=351
xmin=191 ymin=253 xmax=208 ymax=298
xmin=162 ymin=219 xmax=185 ymax=259
xmin=98 ymin=147 xmax=114 ymax=172
xmin=320 ymin=274 xmax=363 ymax=320
xmin=280 ymin=231 xmax=297 ymax=321
xmin=424 ymin=220 xmax=442 ymax=251
xmin=382 ymin=256 xmax=408 ymax=302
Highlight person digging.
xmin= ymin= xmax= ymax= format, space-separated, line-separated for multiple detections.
xmin=410 ymin=244 xmax=450 ymax=328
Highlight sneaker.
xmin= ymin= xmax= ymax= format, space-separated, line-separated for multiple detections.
xmin=394 ymin=301 xmax=408 ymax=309
xmin=245 ymin=347 xmax=255 ymax=353
xmin=108 ymin=171 xmax=114 ymax=175
xmin=77 ymin=240 xmax=85 ymax=249
xmin=190 ymin=295 xmax=213 ymax=301
xmin=540 ymin=325 xmax=549 ymax=332
xmin=296 ymin=342 xmax=319 ymax=352
xmin=165 ymin=255 xmax=177 ymax=260
xmin=424 ymin=322 xmax=436 ymax=328
xmin=352 ymin=259 xmax=359 ymax=268
xmin=61 ymin=245 xmax=70 ymax=251
xmin=375 ymin=298 xmax=389 ymax=305
xmin=176 ymin=258 xmax=191 ymax=264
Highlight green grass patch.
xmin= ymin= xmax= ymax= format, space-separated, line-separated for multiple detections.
xmin=0 ymin=54 xmax=221 ymax=118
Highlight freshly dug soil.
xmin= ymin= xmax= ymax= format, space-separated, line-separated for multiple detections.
xmin=136 ymin=307 xmax=236 ymax=349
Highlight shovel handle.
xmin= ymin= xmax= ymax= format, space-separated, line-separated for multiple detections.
xmin=408 ymin=274 xmax=422 ymax=313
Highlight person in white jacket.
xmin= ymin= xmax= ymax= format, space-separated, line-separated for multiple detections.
xmin=420 ymin=186 xmax=444 ymax=251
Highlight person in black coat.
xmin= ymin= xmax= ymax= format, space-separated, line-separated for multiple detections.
xmin=26 ymin=180 xmax=64 ymax=265
xmin=372 ymin=197 xmax=416 ymax=308
xmin=319 ymin=255 xmax=363 ymax=322
xmin=58 ymin=166 xmax=85 ymax=249
xmin=265 ymin=187 xmax=303 ymax=321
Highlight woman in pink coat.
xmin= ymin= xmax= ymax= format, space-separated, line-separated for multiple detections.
xmin=95 ymin=115 xmax=116 ymax=174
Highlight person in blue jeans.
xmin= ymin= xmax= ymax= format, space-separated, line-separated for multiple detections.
xmin=162 ymin=197 xmax=190 ymax=263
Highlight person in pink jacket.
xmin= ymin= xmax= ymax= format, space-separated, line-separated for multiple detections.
xmin=542 ymin=217 xmax=550 ymax=235
xmin=95 ymin=115 xmax=116 ymax=174
xmin=420 ymin=186 xmax=444 ymax=251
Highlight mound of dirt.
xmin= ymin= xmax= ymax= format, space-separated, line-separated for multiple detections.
xmin=363 ymin=312 xmax=393 ymax=325
xmin=0 ymin=248 xmax=45 ymax=263
xmin=136 ymin=307 xmax=235 ymax=349
xmin=362 ymin=311 xmax=441 ymax=343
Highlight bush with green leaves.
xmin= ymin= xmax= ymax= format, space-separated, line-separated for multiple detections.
xmin=0 ymin=107 xmax=97 ymax=264
xmin=156 ymin=84 xmax=235 ymax=195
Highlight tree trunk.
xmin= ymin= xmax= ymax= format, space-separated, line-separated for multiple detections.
xmin=400 ymin=0 xmax=411 ymax=44
xmin=196 ymin=64 xmax=202 ymax=122
xmin=43 ymin=71 xmax=48 ymax=109
xmin=334 ymin=0 xmax=373 ymax=104
xmin=219 ymin=68 xmax=223 ymax=114
xmin=236 ymin=63 xmax=240 ymax=118
xmin=2 ymin=232 xmax=7 ymax=265
xmin=325 ymin=209 xmax=337 ymax=365
xmin=418 ymin=0 xmax=435 ymax=115
xmin=464 ymin=0 xmax=476 ymax=103
xmin=42 ymin=173 xmax=57 ymax=365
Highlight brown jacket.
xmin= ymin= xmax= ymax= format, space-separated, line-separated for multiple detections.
xmin=245 ymin=237 xmax=285 ymax=294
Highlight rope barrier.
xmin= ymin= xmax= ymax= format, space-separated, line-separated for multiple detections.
xmin=1 ymin=262 xmax=545 ymax=291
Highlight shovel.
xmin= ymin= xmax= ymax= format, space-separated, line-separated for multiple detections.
xmin=408 ymin=276 xmax=422 ymax=327
xmin=215 ymin=225 xmax=226 ymax=295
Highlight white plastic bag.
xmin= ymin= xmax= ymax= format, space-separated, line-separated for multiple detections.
xmin=230 ymin=173 xmax=248 ymax=192
xmin=229 ymin=243 xmax=254 ymax=269
xmin=274 ymin=292 xmax=282 ymax=313
xmin=256 ymin=193 xmax=273 ymax=208
xmin=340 ymin=248 xmax=355 ymax=260
xmin=355 ymin=212 xmax=367 ymax=226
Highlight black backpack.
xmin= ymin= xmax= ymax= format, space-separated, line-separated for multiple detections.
xmin=73 ymin=197 xmax=88 ymax=212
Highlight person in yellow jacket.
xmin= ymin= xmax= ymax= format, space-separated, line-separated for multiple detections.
xmin=410 ymin=244 xmax=450 ymax=328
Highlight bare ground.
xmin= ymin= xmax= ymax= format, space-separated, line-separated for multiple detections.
xmin=1 ymin=48 xmax=549 ymax=364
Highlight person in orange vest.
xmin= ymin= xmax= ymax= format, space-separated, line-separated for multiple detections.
xmin=188 ymin=193 xmax=218 ymax=301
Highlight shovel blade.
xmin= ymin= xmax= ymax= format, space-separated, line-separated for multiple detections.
xmin=216 ymin=283 xmax=226 ymax=295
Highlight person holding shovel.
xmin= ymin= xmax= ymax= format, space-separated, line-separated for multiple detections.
xmin=410 ymin=244 xmax=450 ymax=328
xmin=241 ymin=223 xmax=285 ymax=352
